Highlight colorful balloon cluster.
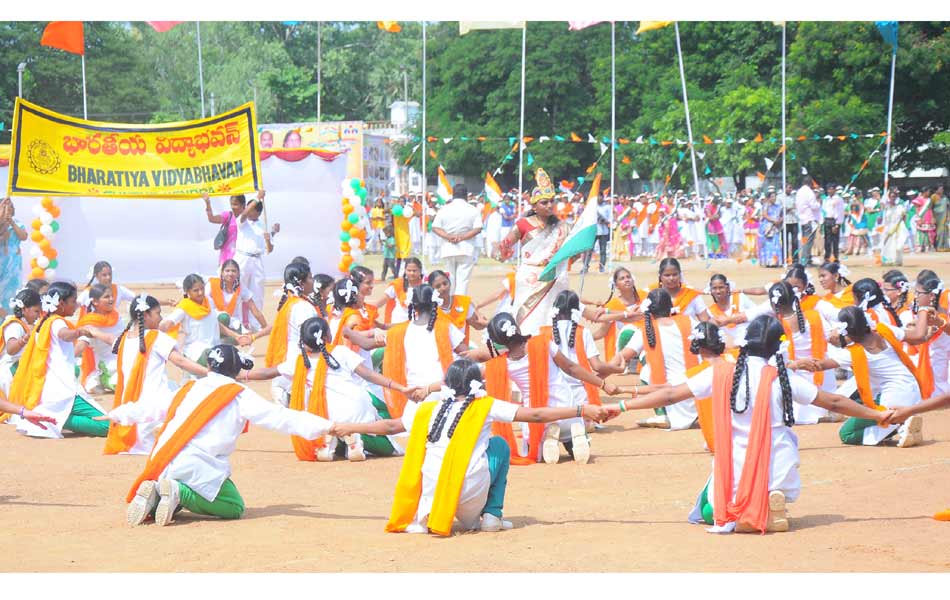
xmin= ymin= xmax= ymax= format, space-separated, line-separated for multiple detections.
xmin=338 ymin=178 xmax=367 ymax=273
xmin=28 ymin=196 xmax=61 ymax=280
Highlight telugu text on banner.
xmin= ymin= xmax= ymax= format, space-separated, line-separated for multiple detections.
xmin=6 ymin=98 xmax=263 ymax=199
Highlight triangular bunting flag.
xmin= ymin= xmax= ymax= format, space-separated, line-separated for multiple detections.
xmin=635 ymin=136 xmax=644 ymax=144
xmin=570 ymin=132 xmax=582 ymax=142
xmin=636 ymin=21 xmax=674 ymax=35
xmin=704 ymin=165 xmax=712 ymax=175
xmin=539 ymin=136 xmax=550 ymax=143
xmin=753 ymin=133 xmax=764 ymax=143
xmin=756 ymin=172 xmax=766 ymax=181
xmin=378 ymin=21 xmax=401 ymax=33
xmin=443 ymin=138 xmax=453 ymax=144
xmin=631 ymin=170 xmax=640 ymax=179
xmin=587 ymin=133 xmax=597 ymax=144
xmin=599 ymin=142 xmax=608 ymax=155
xmin=764 ymin=157 xmax=774 ymax=171
xmin=554 ymin=135 xmax=565 ymax=142
xmin=621 ymin=156 xmax=631 ymax=164
xmin=703 ymin=135 xmax=713 ymax=144
xmin=146 ymin=22 xmax=184 ymax=33
xmin=526 ymin=153 xmax=535 ymax=166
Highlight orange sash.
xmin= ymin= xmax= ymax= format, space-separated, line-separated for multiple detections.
xmin=439 ymin=295 xmax=472 ymax=345
xmin=1 ymin=316 xmax=72 ymax=420
xmin=505 ymin=271 xmax=516 ymax=301
xmin=603 ymin=296 xmax=632 ymax=362
xmin=79 ymin=284 xmax=121 ymax=318
xmin=780 ymin=310 xmax=827 ymax=387
xmin=798 ymin=294 xmax=819 ymax=312
xmin=332 ymin=306 xmax=379 ymax=351
xmin=847 ymin=323 xmax=924 ymax=408
xmin=648 ymin=209 xmax=661 ymax=234
xmin=641 ymin=314 xmax=698 ymax=385
xmin=382 ymin=318 xmax=454 ymax=418
xmin=384 ymin=278 xmax=409 ymax=325
xmin=706 ymin=293 xmax=742 ymax=328
xmin=265 ymin=295 xmax=303 ymax=367
xmin=105 ymin=330 xmax=160 ymax=455
xmin=910 ymin=325 xmax=944 ymax=400
xmin=208 ymin=277 xmax=240 ymax=316
xmin=77 ymin=310 xmax=120 ymax=386
xmin=542 ymin=323 xmax=600 ymax=406
xmin=125 ymin=380 xmax=242 ymax=503
xmin=0 ymin=316 xmax=28 ymax=355
xmin=648 ymin=284 xmax=701 ymax=316
xmin=712 ymin=362 xmax=775 ymax=533
xmin=485 ymin=334 xmax=551 ymax=466
xmin=288 ymin=352 xmax=331 ymax=460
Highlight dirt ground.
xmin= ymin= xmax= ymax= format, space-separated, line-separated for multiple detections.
xmin=2 ymin=252 xmax=949 ymax=572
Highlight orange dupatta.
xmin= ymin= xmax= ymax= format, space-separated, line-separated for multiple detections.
xmin=641 ymin=314 xmax=698 ymax=385
xmin=384 ymin=278 xmax=409 ymax=325
xmin=79 ymin=284 xmax=120 ymax=318
xmin=798 ymin=294 xmax=820 ymax=312
xmin=0 ymin=315 xmax=72 ymax=422
xmin=382 ymin=318 xmax=454 ymax=419
xmin=208 ymin=277 xmax=240 ymax=316
xmin=332 ymin=306 xmax=379 ymax=352
xmin=602 ymin=296 xmax=633 ymax=362
xmin=265 ymin=295 xmax=303 ymax=367
xmin=712 ymin=361 xmax=776 ymax=533
xmin=439 ymin=295 xmax=473 ymax=345
xmin=706 ymin=293 xmax=742 ymax=327
xmin=288 ymin=352 xmax=331 ymax=460
xmin=688 ymin=362 xmax=715 ymax=452
xmin=847 ymin=323 xmax=924 ymax=409
xmin=104 ymin=330 xmax=160 ymax=454
xmin=484 ymin=334 xmax=551 ymax=466
xmin=543 ymin=323 xmax=600 ymax=406
xmin=648 ymin=284 xmax=701 ymax=316
xmin=77 ymin=310 xmax=120 ymax=386
xmin=780 ymin=311 xmax=827 ymax=387
xmin=126 ymin=381 xmax=242 ymax=503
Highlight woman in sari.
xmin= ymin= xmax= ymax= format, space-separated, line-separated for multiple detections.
xmin=742 ymin=198 xmax=760 ymax=261
xmin=845 ymin=200 xmax=869 ymax=256
xmin=932 ymin=184 xmax=949 ymax=251
xmin=913 ymin=189 xmax=935 ymax=253
xmin=492 ymin=168 xmax=572 ymax=335
xmin=655 ymin=204 xmax=685 ymax=260
xmin=704 ymin=198 xmax=727 ymax=259
xmin=757 ymin=192 xmax=783 ymax=267
xmin=0 ymin=198 xmax=27 ymax=317
xmin=881 ymin=189 xmax=909 ymax=266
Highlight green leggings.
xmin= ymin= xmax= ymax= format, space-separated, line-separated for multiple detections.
xmin=483 ymin=436 xmax=511 ymax=518
xmin=178 ymin=478 xmax=245 ymax=520
xmin=839 ymin=393 xmax=890 ymax=446
xmin=63 ymin=396 xmax=109 ymax=437
xmin=699 ymin=480 xmax=714 ymax=525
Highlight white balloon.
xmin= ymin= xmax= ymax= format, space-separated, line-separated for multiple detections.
xmin=37 ymin=256 xmax=50 ymax=269
xmin=45 ymin=231 xmax=56 ymax=242
xmin=31 ymin=205 xmax=44 ymax=217
xmin=350 ymin=249 xmax=364 ymax=262
xmin=341 ymin=178 xmax=353 ymax=193
xmin=348 ymin=238 xmax=360 ymax=249
xmin=402 ymin=206 xmax=414 ymax=219
xmin=39 ymin=211 xmax=53 ymax=225
xmin=29 ymin=246 xmax=42 ymax=258
xmin=40 ymin=224 xmax=53 ymax=236
xmin=44 ymin=268 xmax=56 ymax=279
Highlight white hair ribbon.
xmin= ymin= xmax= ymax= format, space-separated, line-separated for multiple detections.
xmin=431 ymin=288 xmax=443 ymax=307
xmin=311 ymin=335 xmax=326 ymax=349
xmin=500 ymin=320 xmax=518 ymax=338
xmin=570 ymin=308 xmax=582 ymax=324
xmin=639 ymin=298 xmax=652 ymax=313
xmin=688 ymin=325 xmax=706 ymax=342
xmin=406 ymin=286 xmax=415 ymax=306
xmin=718 ymin=329 xmax=728 ymax=343
xmin=134 ymin=295 xmax=150 ymax=314
xmin=935 ymin=281 xmax=946 ymax=295
xmin=284 ymin=282 xmax=300 ymax=295
xmin=898 ymin=281 xmax=911 ymax=294
xmin=469 ymin=380 xmax=487 ymax=399
xmin=837 ymin=264 xmax=851 ymax=278
xmin=207 ymin=348 xmax=225 ymax=365
xmin=341 ymin=280 xmax=358 ymax=303
xmin=859 ymin=291 xmax=873 ymax=312
xmin=438 ymin=385 xmax=456 ymax=401
xmin=833 ymin=321 xmax=849 ymax=337
xmin=733 ymin=331 xmax=748 ymax=348
xmin=670 ymin=307 xmax=680 ymax=315
xmin=86 ymin=266 xmax=94 ymax=281
xmin=9 ymin=297 xmax=24 ymax=311
xmin=40 ymin=292 xmax=60 ymax=314
xmin=238 ymin=351 xmax=253 ymax=364
xmin=771 ymin=288 xmax=783 ymax=306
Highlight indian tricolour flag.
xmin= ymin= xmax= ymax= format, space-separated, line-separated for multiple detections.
xmin=484 ymin=171 xmax=503 ymax=206
xmin=437 ymin=165 xmax=453 ymax=202
xmin=539 ymin=173 xmax=602 ymax=282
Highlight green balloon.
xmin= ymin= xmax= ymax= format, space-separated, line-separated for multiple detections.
xmin=347 ymin=213 xmax=360 ymax=224
xmin=51 ymin=221 xmax=60 ymax=233
xmin=48 ymin=258 xmax=58 ymax=269
xmin=350 ymin=179 xmax=362 ymax=192
xmin=340 ymin=231 xmax=351 ymax=242
xmin=357 ymin=188 xmax=367 ymax=201
xmin=392 ymin=205 xmax=404 ymax=217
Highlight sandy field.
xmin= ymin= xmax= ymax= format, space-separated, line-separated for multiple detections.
xmin=2 ymin=252 xmax=949 ymax=572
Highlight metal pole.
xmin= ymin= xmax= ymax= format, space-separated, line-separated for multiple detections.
xmin=80 ymin=54 xmax=88 ymax=119
xmin=609 ymin=22 xmax=616 ymax=268
xmin=196 ymin=21 xmax=206 ymax=118
xmin=17 ymin=62 xmax=25 ymax=98
xmin=210 ymin=91 xmax=215 ymax=115
xmin=421 ymin=22 xmax=427 ymax=259
xmin=317 ymin=22 xmax=322 ymax=122
xmin=674 ymin=22 xmax=702 ymax=257
xmin=883 ymin=49 xmax=897 ymax=194
xmin=518 ymin=24 xmax=526 ymax=221
xmin=781 ymin=22 xmax=788 ymax=263
xmin=403 ymin=69 xmax=409 ymax=195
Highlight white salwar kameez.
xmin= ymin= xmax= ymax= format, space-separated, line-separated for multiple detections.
xmin=507 ymin=340 xmax=579 ymax=451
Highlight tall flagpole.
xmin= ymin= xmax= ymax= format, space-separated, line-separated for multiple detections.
xmin=317 ymin=22 xmax=322 ymax=122
xmin=421 ymin=22 xmax=427 ymax=258
xmin=608 ymin=22 xmax=616 ymax=269
xmin=80 ymin=54 xmax=88 ymax=119
xmin=518 ymin=24 xmax=527 ymax=219
xmin=781 ymin=22 xmax=788 ymax=263
xmin=196 ymin=21 xmax=206 ymax=118
xmin=674 ymin=22 xmax=703 ymax=257
xmin=883 ymin=48 xmax=897 ymax=193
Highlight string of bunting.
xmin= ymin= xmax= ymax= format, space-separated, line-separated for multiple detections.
xmin=397 ymin=131 xmax=889 ymax=147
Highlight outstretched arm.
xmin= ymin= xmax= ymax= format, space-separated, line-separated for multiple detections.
xmin=603 ymin=383 xmax=694 ymax=413
xmin=811 ymin=390 xmax=892 ymax=422
xmin=333 ymin=418 xmax=406 ymax=437
xmin=168 ymin=350 xmax=209 ymax=378
xmin=0 ymin=399 xmax=56 ymax=429
xmin=882 ymin=392 xmax=950 ymax=426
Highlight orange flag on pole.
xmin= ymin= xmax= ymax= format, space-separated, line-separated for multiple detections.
xmin=378 ymin=21 xmax=401 ymax=33
xmin=41 ymin=21 xmax=84 ymax=55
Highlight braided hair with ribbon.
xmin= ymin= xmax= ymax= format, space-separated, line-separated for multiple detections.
xmin=427 ymin=358 xmax=487 ymax=443
xmin=730 ymin=315 xmax=795 ymax=427
xmin=769 ymin=280 xmax=806 ymax=334
xmin=882 ymin=270 xmax=910 ymax=312
xmin=853 ymin=277 xmax=899 ymax=325
xmin=298 ymin=317 xmax=340 ymax=371
xmin=407 ymin=284 xmax=440 ymax=332
xmin=207 ymin=344 xmax=254 ymax=378
xmin=278 ymin=261 xmax=312 ymax=312
xmin=551 ymin=289 xmax=583 ymax=349
xmin=112 ymin=294 xmax=160 ymax=354
xmin=642 ymin=288 xmax=673 ymax=350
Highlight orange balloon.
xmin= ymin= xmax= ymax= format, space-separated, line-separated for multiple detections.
xmin=31 ymin=219 xmax=42 ymax=230
xmin=30 ymin=230 xmax=44 ymax=243
xmin=340 ymin=243 xmax=350 ymax=252
xmin=337 ymin=261 xmax=348 ymax=273
xmin=41 ymin=197 xmax=54 ymax=209
xmin=30 ymin=268 xmax=45 ymax=280
xmin=341 ymin=254 xmax=353 ymax=266
xmin=43 ymin=246 xmax=57 ymax=259
xmin=340 ymin=220 xmax=352 ymax=232
xmin=359 ymin=238 xmax=366 ymax=250
xmin=49 ymin=206 xmax=61 ymax=218
xmin=342 ymin=204 xmax=354 ymax=215
xmin=38 ymin=239 xmax=51 ymax=251
xmin=30 ymin=258 xmax=38 ymax=269
xmin=350 ymin=227 xmax=364 ymax=239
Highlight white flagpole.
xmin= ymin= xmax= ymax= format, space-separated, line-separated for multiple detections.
xmin=674 ymin=22 xmax=703 ymax=258
xmin=317 ymin=22 xmax=322 ymax=122
xmin=421 ymin=22 xmax=427 ymax=261
xmin=781 ymin=22 xmax=788 ymax=263
xmin=80 ymin=54 xmax=88 ymax=119
xmin=196 ymin=21 xmax=206 ymax=118
xmin=608 ymin=21 xmax=616 ymax=269
xmin=883 ymin=48 xmax=897 ymax=193
xmin=517 ymin=24 xmax=526 ymax=221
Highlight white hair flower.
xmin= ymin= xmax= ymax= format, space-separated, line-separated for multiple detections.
xmin=838 ymin=264 xmax=851 ymax=278
xmin=862 ymin=310 xmax=874 ymax=328
xmin=688 ymin=325 xmax=706 ymax=342
xmin=134 ymin=295 xmax=150 ymax=314
xmin=733 ymin=331 xmax=748 ymax=348
xmin=284 ymin=282 xmax=301 ymax=295
xmin=833 ymin=321 xmax=849 ymax=337
xmin=670 ymin=307 xmax=680 ymax=315
xmin=859 ymin=291 xmax=874 ymax=312
xmin=238 ymin=351 xmax=254 ymax=364
xmin=570 ymin=308 xmax=583 ymax=324
xmin=207 ymin=348 xmax=225 ymax=365
xmin=431 ymin=288 xmax=443 ymax=307
xmin=341 ymin=280 xmax=358 ymax=303
xmin=718 ymin=329 xmax=728 ymax=343
xmin=9 ymin=297 xmax=24 ymax=311
xmin=469 ymin=380 xmax=487 ymax=398
xmin=771 ymin=287 xmax=783 ymax=306
xmin=935 ymin=281 xmax=946 ymax=295
xmin=898 ymin=281 xmax=911 ymax=294
xmin=40 ymin=292 xmax=60 ymax=313
xmin=500 ymin=320 xmax=518 ymax=338
xmin=640 ymin=298 xmax=652 ymax=313
xmin=438 ymin=385 xmax=457 ymax=401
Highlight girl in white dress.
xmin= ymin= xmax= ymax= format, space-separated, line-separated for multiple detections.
xmin=604 ymin=315 xmax=890 ymax=533
xmin=0 ymin=287 xmax=41 ymax=399
xmin=904 ymin=274 xmax=950 ymax=397
xmin=333 ymin=358 xmax=612 ymax=535
xmin=206 ymin=259 xmax=270 ymax=344
xmin=77 ymin=260 xmax=137 ymax=316
xmin=75 ymin=283 xmax=127 ymax=393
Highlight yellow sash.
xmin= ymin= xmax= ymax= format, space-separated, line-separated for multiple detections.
xmin=386 ymin=397 xmax=494 ymax=536
xmin=0 ymin=315 xmax=70 ymax=422
xmin=167 ymin=297 xmax=212 ymax=338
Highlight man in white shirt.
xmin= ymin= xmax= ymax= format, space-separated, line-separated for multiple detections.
xmin=431 ymin=184 xmax=483 ymax=295
xmin=235 ymin=189 xmax=276 ymax=331
xmin=795 ymin=179 xmax=821 ymax=265
xmin=779 ymin=183 xmax=798 ymax=263
xmin=582 ymin=194 xmax=613 ymax=273
xmin=822 ymin=184 xmax=845 ymax=262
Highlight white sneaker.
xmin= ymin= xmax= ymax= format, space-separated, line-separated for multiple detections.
xmin=570 ymin=422 xmax=591 ymax=464
xmin=315 ymin=436 xmax=336 ymax=462
xmin=480 ymin=513 xmax=513 ymax=532
xmin=344 ymin=434 xmax=366 ymax=462
xmin=637 ymin=415 xmax=671 ymax=429
xmin=897 ymin=415 xmax=923 ymax=448
xmin=154 ymin=479 xmax=180 ymax=527
xmin=127 ymin=480 xmax=159 ymax=527
xmin=541 ymin=424 xmax=560 ymax=464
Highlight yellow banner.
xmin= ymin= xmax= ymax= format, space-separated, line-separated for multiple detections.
xmin=6 ymin=98 xmax=263 ymax=199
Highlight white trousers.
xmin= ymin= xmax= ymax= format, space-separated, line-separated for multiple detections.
xmin=235 ymin=252 xmax=265 ymax=330
xmin=442 ymin=254 xmax=476 ymax=296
